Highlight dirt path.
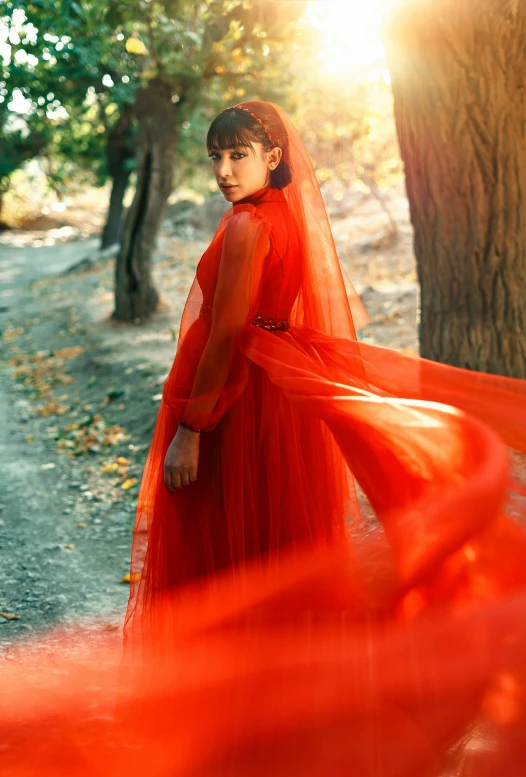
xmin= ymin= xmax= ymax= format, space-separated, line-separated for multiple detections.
xmin=0 ymin=239 xmax=134 ymax=648
xmin=0 ymin=374 xmax=130 ymax=644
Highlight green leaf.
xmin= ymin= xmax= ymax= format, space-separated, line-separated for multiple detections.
xmin=70 ymin=1 xmax=84 ymax=17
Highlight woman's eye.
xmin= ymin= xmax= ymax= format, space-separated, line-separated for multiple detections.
xmin=208 ymin=153 xmax=245 ymax=160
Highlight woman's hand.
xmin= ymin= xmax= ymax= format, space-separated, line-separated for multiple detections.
xmin=164 ymin=425 xmax=200 ymax=492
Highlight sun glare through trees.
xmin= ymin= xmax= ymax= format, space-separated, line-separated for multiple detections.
xmin=306 ymin=0 xmax=403 ymax=79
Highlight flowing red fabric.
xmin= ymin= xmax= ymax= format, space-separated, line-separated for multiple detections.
xmin=2 ymin=100 xmax=526 ymax=775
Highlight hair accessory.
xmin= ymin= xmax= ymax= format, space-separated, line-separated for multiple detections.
xmin=221 ymin=104 xmax=276 ymax=147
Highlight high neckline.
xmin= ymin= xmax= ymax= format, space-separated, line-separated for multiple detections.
xmin=232 ymin=186 xmax=286 ymax=209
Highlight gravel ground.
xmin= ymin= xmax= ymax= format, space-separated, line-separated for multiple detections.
xmin=0 ymin=239 xmax=136 ymax=648
xmin=0 ymin=374 xmax=131 ymax=644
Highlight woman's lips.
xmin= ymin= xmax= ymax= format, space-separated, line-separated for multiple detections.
xmin=220 ymin=185 xmax=237 ymax=190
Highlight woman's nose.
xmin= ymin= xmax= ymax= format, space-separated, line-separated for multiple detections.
xmin=217 ymin=157 xmax=232 ymax=177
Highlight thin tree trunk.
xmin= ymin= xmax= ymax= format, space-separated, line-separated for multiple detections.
xmin=113 ymin=80 xmax=179 ymax=322
xmin=382 ymin=0 xmax=526 ymax=377
xmin=101 ymin=168 xmax=129 ymax=249
xmin=101 ymin=105 xmax=134 ymax=250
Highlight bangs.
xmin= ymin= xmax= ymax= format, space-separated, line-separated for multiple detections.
xmin=206 ymin=112 xmax=258 ymax=153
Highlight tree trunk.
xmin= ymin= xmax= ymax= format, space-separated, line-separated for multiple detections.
xmin=382 ymin=0 xmax=526 ymax=377
xmin=113 ymin=80 xmax=179 ymax=322
xmin=101 ymin=104 xmax=134 ymax=250
xmin=101 ymin=166 xmax=129 ymax=249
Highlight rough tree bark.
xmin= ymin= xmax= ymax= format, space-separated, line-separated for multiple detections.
xmin=383 ymin=0 xmax=526 ymax=377
xmin=101 ymin=104 xmax=135 ymax=250
xmin=113 ymin=80 xmax=180 ymax=322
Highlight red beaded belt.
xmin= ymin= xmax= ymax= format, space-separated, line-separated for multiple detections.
xmin=250 ymin=314 xmax=290 ymax=332
xmin=199 ymin=303 xmax=290 ymax=332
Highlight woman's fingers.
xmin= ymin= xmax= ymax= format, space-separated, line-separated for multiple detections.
xmin=164 ymin=433 xmax=199 ymax=491
xmin=180 ymin=466 xmax=198 ymax=487
xmin=164 ymin=461 xmax=198 ymax=491
xmin=164 ymin=466 xmax=174 ymax=492
xmin=164 ymin=465 xmax=184 ymax=491
xmin=171 ymin=468 xmax=197 ymax=489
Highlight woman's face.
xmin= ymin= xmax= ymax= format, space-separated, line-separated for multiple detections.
xmin=208 ymin=141 xmax=282 ymax=202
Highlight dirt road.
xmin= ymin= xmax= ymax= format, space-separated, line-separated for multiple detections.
xmin=0 ymin=238 xmax=133 ymax=648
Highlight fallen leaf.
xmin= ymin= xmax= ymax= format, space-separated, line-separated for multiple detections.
xmin=3 ymin=327 xmax=24 ymax=341
xmin=76 ymin=523 xmax=86 ymax=528
xmin=53 ymin=346 xmax=85 ymax=360
xmin=120 ymin=573 xmax=141 ymax=584
xmin=117 ymin=457 xmax=129 ymax=465
xmin=107 ymin=389 xmax=125 ymax=401
xmin=121 ymin=478 xmax=138 ymax=490
xmin=0 ymin=611 xmax=20 ymax=620
xmin=64 ymin=544 xmax=75 ymax=550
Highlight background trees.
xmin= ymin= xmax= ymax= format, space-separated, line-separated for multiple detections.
xmin=382 ymin=0 xmax=526 ymax=377
xmin=4 ymin=1 xmax=139 ymax=242
xmin=6 ymin=0 xmax=138 ymax=238
xmin=4 ymin=0 xmax=524 ymax=377
xmin=109 ymin=0 xmax=309 ymax=321
xmin=1 ymin=0 xmax=394 ymax=320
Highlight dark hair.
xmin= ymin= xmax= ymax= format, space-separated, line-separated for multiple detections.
xmin=206 ymin=107 xmax=292 ymax=190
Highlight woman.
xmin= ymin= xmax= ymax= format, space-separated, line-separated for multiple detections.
xmin=124 ymin=100 xmax=371 ymax=647
xmin=3 ymin=101 xmax=526 ymax=777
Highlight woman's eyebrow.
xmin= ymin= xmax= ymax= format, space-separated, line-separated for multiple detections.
xmin=209 ymin=145 xmax=246 ymax=151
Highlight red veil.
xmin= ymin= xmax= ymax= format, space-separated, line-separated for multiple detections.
xmin=2 ymin=101 xmax=526 ymax=777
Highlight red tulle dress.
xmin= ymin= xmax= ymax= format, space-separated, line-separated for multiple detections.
xmin=123 ymin=185 xmax=361 ymax=647
xmin=2 ymin=100 xmax=526 ymax=777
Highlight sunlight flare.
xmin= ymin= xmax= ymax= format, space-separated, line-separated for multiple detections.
xmin=306 ymin=0 xmax=402 ymax=79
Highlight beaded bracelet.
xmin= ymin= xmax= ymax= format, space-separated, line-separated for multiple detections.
xmin=178 ymin=420 xmax=202 ymax=434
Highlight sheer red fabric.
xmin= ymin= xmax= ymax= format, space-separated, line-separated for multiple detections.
xmin=2 ymin=100 xmax=526 ymax=775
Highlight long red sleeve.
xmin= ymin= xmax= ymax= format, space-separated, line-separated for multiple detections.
xmin=180 ymin=208 xmax=271 ymax=431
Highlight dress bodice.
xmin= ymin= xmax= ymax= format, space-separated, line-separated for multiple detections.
xmin=197 ymin=186 xmax=301 ymax=322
